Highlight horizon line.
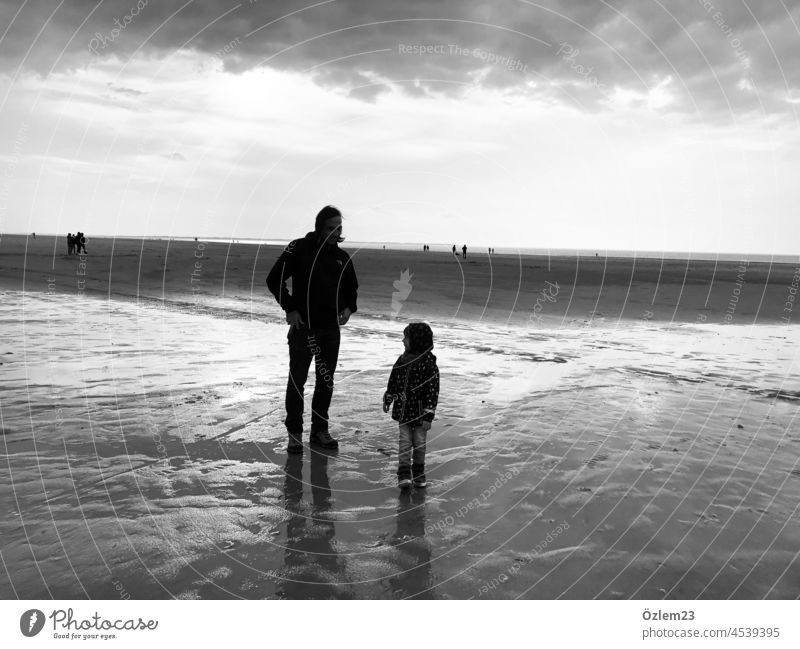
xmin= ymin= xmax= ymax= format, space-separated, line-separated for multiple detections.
xmin=3 ymin=232 xmax=798 ymax=262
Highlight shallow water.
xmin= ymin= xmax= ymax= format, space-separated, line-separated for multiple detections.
xmin=1 ymin=291 xmax=799 ymax=599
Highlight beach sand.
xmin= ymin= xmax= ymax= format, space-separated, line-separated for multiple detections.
xmin=1 ymin=234 xmax=799 ymax=599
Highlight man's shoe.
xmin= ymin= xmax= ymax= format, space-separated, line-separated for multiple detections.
xmin=309 ymin=429 xmax=339 ymax=449
xmin=413 ymin=478 xmax=427 ymax=488
xmin=398 ymin=478 xmax=412 ymax=489
xmin=287 ymin=433 xmax=303 ymax=455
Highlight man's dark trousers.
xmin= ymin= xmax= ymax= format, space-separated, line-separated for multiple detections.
xmin=285 ymin=325 xmax=340 ymax=435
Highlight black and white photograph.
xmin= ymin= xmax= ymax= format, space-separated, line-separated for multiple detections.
xmin=1 ymin=0 xmax=799 ymax=633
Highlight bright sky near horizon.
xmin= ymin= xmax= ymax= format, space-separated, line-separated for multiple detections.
xmin=0 ymin=0 xmax=798 ymax=254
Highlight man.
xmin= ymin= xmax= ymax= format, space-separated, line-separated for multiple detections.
xmin=267 ymin=205 xmax=358 ymax=454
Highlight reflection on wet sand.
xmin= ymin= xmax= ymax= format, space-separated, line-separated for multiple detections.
xmin=276 ymin=450 xmax=437 ymax=599
xmin=390 ymin=490 xmax=435 ymax=599
xmin=277 ymin=451 xmax=349 ymax=599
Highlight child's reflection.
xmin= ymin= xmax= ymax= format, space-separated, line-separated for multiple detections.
xmin=389 ymin=490 xmax=435 ymax=599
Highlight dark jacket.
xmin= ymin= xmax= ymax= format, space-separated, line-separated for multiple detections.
xmin=266 ymin=232 xmax=358 ymax=328
xmin=383 ymin=350 xmax=439 ymax=425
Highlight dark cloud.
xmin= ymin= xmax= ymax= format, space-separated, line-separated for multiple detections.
xmin=108 ymin=83 xmax=145 ymax=96
xmin=1 ymin=0 xmax=798 ymax=114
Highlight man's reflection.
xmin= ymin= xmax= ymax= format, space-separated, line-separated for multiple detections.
xmin=389 ymin=490 xmax=435 ymax=599
xmin=277 ymin=450 xmax=344 ymax=598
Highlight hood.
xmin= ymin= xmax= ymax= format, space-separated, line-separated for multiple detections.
xmin=404 ymin=322 xmax=434 ymax=355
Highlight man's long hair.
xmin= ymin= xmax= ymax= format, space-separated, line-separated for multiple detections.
xmin=315 ymin=205 xmax=345 ymax=243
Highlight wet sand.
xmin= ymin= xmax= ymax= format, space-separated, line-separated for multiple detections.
xmin=1 ymin=234 xmax=798 ymax=326
xmin=1 ymin=234 xmax=799 ymax=599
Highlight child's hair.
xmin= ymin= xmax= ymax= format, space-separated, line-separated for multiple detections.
xmin=404 ymin=322 xmax=434 ymax=354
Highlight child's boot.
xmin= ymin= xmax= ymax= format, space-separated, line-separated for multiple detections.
xmin=412 ymin=463 xmax=427 ymax=488
xmin=398 ymin=465 xmax=412 ymax=489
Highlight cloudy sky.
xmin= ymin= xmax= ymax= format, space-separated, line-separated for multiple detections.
xmin=0 ymin=0 xmax=798 ymax=254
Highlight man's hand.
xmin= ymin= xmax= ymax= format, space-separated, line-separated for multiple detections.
xmin=338 ymin=307 xmax=352 ymax=326
xmin=382 ymin=401 xmax=390 ymax=413
xmin=286 ymin=310 xmax=305 ymax=329
xmin=421 ymin=420 xmax=432 ymax=431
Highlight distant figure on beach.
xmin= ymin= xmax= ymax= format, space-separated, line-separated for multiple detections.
xmin=75 ymin=232 xmax=87 ymax=254
xmin=462 ymin=244 xmax=467 ymax=259
xmin=267 ymin=205 xmax=359 ymax=454
xmin=67 ymin=233 xmax=74 ymax=255
xmin=452 ymin=245 xmax=456 ymax=255
xmin=383 ymin=322 xmax=439 ymax=489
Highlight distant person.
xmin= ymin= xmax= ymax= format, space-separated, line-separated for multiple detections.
xmin=76 ymin=232 xmax=87 ymax=254
xmin=32 ymin=232 xmax=35 ymax=239
xmin=462 ymin=244 xmax=467 ymax=259
xmin=452 ymin=245 xmax=456 ymax=256
xmin=67 ymin=233 xmax=74 ymax=255
xmin=267 ymin=205 xmax=359 ymax=454
xmin=383 ymin=323 xmax=439 ymax=489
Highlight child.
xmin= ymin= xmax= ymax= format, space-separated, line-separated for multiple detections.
xmin=383 ymin=322 xmax=440 ymax=489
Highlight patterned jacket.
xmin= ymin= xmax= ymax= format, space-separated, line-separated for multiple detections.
xmin=383 ymin=351 xmax=440 ymax=425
